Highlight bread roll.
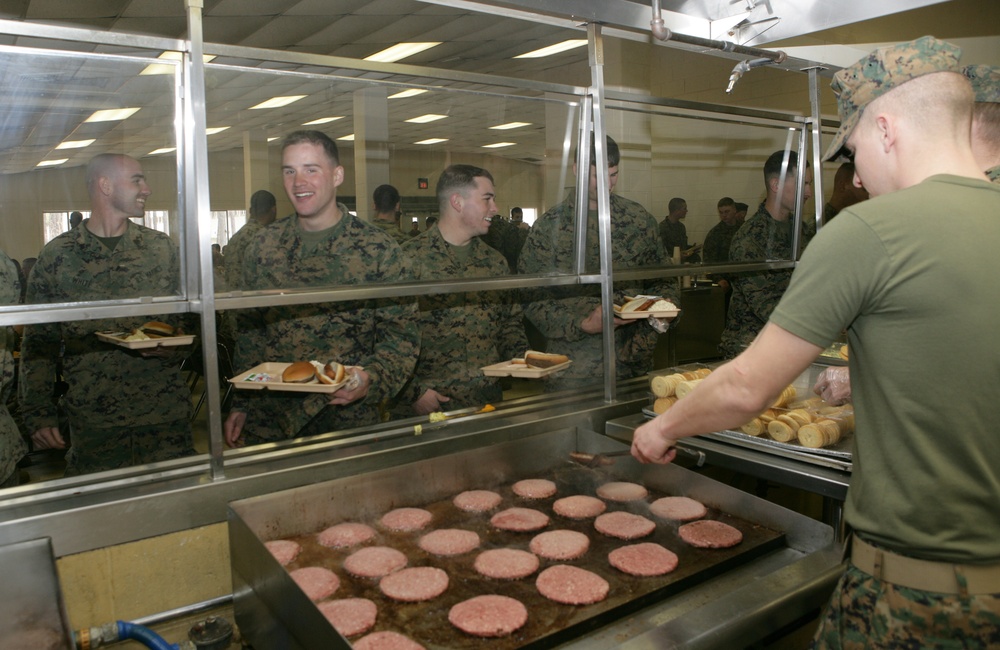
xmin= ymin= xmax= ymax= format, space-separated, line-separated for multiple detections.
xmin=525 ymin=351 xmax=569 ymax=368
xmin=282 ymin=361 xmax=318 ymax=383
xmin=674 ymin=378 xmax=703 ymax=399
xmin=141 ymin=321 xmax=175 ymax=337
xmin=653 ymin=396 xmax=677 ymax=414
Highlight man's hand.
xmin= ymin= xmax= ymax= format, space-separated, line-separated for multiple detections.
xmin=580 ymin=305 xmax=631 ymax=335
xmin=413 ymin=389 xmax=451 ymax=415
xmin=32 ymin=426 xmax=66 ymax=450
xmin=630 ymin=419 xmax=677 ymax=464
xmin=329 ymin=367 xmax=371 ymax=406
xmin=813 ymin=366 xmax=852 ymax=405
xmin=224 ymin=411 xmax=247 ymax=448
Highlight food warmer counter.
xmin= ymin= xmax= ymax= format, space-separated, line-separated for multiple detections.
xmin=229 ymin=426 xmax=842 ymax=649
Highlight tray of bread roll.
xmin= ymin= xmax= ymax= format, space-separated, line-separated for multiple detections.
xmin=643 ymin=365 xmax=853 ymax=470
xmin=230 ymin=361 xmax=349 ymax=393
xmin=96 ymin=321 xmax=195 ymax=349
xmin=614 ymin=295 xmax=680 ymax=319
xmin=481 ymin=351 xmax=571 ymax=378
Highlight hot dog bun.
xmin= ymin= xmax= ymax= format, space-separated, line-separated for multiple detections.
xmin=316 ymin=361 xmax=346 ymax=385
xmin=525 ymin=350 xmax=569 ymax=368
xmin=282 ymin=361 xmax=318 ymax=383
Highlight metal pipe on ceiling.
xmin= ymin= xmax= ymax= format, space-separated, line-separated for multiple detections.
xmin=649 ymin=0 xmax=786 ymax=63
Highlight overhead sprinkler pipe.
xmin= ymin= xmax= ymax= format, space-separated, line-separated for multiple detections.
xmin=649 ymin=0 xmax=787 ymax=64
xmin=726 ymin=56 xmax=779 ymax=93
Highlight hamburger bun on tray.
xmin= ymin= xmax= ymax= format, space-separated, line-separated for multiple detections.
xmin=281 ymin=361 xmax=319 ymax=384
xmin=141 ymin=321 xmax=175 ymax=337
xmin=614 ymin=295 xmax=679 ymax=319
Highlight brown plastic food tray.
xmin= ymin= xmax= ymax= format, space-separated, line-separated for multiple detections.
xmin=230 ymin=362 xmax=347 ymax=393
xmin=481 ymin=359 xmax=572 ymax=378
xmin=96 ymin=331 xmax=196 ymax=350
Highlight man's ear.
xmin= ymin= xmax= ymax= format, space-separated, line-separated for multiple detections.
xmin=874 ymin=114 xmax=896 ymax=154
xmin=450 ymin=192 xmax=463 ymax=212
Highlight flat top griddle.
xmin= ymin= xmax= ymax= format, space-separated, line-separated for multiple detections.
xmin=273 ymin=462 xmax=785 ymax=649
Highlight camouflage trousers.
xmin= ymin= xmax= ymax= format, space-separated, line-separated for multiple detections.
xmin=64 ymin=418 xmax=196 ymax=477
xmin=811 ymin=564 xmax=1000 ymax=649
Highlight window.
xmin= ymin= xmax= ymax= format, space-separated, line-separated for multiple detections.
xmin=212 ymin=210 xmax=247 ymax=249
xmin=521 ymin=208 xmax=538 ymax=227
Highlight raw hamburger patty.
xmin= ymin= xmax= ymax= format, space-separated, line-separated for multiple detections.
xmin=453 ymin=489 xmax=503 ymax=512
xmin=264 ymin=539 xmax=301 ymax=566
xmin=448 ymin=595 xmax=528 ymax=637
xmin=594 ymin=511 xmax=656 ymax=540
xmin=649 ymin=496 xmax=707 ymax=522
xmin=553 ymin=495 xmax=607 ymax=519
xmin=678 ymin=520 xmax=744 ymax=548
xmin=316 ymin=598 xmax=378 ymax=637
xmin=535 ymin=564 xmax=609 ymax=605
xmin=595 ymin=481 xmax=649 ymax=502
xmin=474 ymin=548 xmax=540 ymax=580
xmin=353 ymin=630 xmax=426 ymax=650
xmin=418 ymin=529 xmax=481 ymax=556
xmin=289 ymin=567 xmax=340 ymax=601
xmin=608 ymin=543 xmax=679 ymax=577
xmin=529 ymin=530 xmax=590 ymax=560
xmin=317 ymin=522 xmax=376 ymax=548
xmin=380 ymin=507 xmax=433 ymax=532
xmin=512 ymin=478 xmax=557 ymax=499
xmin=490 ymin=507 xmax=550 ymax=532
xmin=344 ymin=546 xmax=408 ymax=578
xmin=379 ymin=566 xmax=450 ymax=602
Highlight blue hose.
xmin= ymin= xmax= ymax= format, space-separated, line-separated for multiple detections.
xmin=116 ymin=621 xmax=179 ymax=650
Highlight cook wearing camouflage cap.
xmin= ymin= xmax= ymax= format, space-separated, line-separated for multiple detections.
xmin=963 ymin=64 xmax=1000 ymax=181
xmin=633 ymin=35 xmax=1000 ymax=650
xmin=824 ymin=35 xmax=962 ymax=161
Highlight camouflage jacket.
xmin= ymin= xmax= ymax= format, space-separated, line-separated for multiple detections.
xmin=397 ymin=228 xmax=527 ymax=411
xmin=225 ymin=219 xmax=268 ymax=289
xmin=702 ymin=220 xmax=741 ymax=263
xmin=718 ymin=203 xmax=814 ymax=357
xmin=18 ymin=222 xmax=192 ymax=432
xmin=1 ymin=251 xmax=27 ymax=482
xmin=988 ymin=166 xmax=1000 ymax=183
xmin=518 ymin=192 xmax=679 ymax=389
xmin=232 ymin=207 xmax=419 ymax=439
xmin=372 ymin=219 xmax=411 ymax=247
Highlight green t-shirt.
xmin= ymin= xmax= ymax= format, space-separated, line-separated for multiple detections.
xmin=770 ymin=175 xmax=1000 ymax=563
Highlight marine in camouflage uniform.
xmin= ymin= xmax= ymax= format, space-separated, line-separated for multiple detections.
xmin=225 ymin=190 xmax=278 ymax=290
xmin=396 ymin=191 xmax=527 ymax=415
xmin=519 ymin=190 xmax=678 ymax=391
xmin=19 ymin=219 xmax=195 ymax=476
xmin=962 ymin=64 xmax=1000 ymax=184
xmin=0 ymin=250 xmax=28 ymax=487
xmin=718 ymin=151 xmax=816 ymax=359
xmin=232 ymin=205 xmax=419 ymax=443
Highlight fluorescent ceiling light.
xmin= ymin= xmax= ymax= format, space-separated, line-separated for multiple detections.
xmin=250 ymin=95 xmax=306 ymax=110
xmin=490 ymin=122 xmax=531 ymax=130
xmin=56 ymin=139 xmax=96 ymax=149
xmin=365 ymin=42 xmax=440 ymax=63
xmin=302 ymin=117 xmax=344 ymax=125
xmin=140 ymin=51 xmax=216 ymax=75
xmin=405 ymin=114 xmax=447 ymax=124
xmin=267 ymin=137 xmax=280 ymax=142
xmin=85 ymin=107 xmax=140 ymax=123
xmin=37 ymin=159 xmax=68 ymax=167
xmin=482 ymin=142 xmax=515 ymax=149
xmin=515 ymin=39 xmax=587 ymax=59
xmin=337 ymin=134 xmax=355 ymax=141
xmin=388 ymin=89 xmax=428 ymax=99
xmin=415 ymin=138 xmax=448 ymax=145
xmin=149 ymin=147 xmax=176 ymax=155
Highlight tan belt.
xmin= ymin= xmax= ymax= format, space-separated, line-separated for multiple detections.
xmin=851 ymin=535 xmax=1000 ymax=596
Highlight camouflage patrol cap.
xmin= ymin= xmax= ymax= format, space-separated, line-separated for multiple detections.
xmin=962 ymin=64 xmax=1000 ymax=103
xmin=824 ymin=36 xmax=962 ymax=161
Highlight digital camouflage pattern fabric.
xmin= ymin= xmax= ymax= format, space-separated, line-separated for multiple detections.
xmin=825 ymin=36 xmax=962 ymax=160
xmin=225 ymin=218 xmax=270 ymax=289
xmin=811 ymin=565 xmax=1000 ymax=650
xmin=0 ymin=250 xmax=27 ymax=484
xmin=518 ymin=192 xmax=678 ymax=390
xmin=396 ymin=227 xmax=527 ymax=413
xmin=18 ymin=222 xmax=195 ymax=475
xmin=718 ymin=203 xmax=815 ymax=358
xmin=372 ymin=219 xmax=411 ymax=247
xmin=701 ymin=220 xmax=741 ymax=264
xmin=232 ymin=206 xmax=419 ymax=443
xmin=962 ymin=64 xmax=1000 ymax=104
